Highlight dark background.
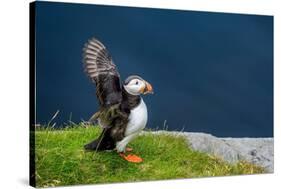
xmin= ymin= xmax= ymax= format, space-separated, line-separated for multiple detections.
xmin=35 ymin=1 xmax=273 ymax=137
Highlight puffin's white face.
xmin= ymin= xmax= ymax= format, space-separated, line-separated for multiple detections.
xmin=124 ymin=78 xmax=153 ymax=96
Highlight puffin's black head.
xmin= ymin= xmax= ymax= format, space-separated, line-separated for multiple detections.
xmin=123 ymin=75 xmax=153 ymax=96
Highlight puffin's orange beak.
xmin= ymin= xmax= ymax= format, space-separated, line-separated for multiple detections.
xmin=143 ymin=81 xmax=153 ymax=94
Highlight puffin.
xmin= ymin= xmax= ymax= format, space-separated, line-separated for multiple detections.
xmin=82 ymin=37 xmax=153 ymax=163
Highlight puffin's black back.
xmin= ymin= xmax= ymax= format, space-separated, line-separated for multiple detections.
xmin=95 ymin=74 xmax=122 ymax=107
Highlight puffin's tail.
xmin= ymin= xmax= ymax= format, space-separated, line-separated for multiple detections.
xmin=84 ymin=128 xmax=116 ymax=151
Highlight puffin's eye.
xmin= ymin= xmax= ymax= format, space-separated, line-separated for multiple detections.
xmin=135 ymin=81 xmax=139 ymax=85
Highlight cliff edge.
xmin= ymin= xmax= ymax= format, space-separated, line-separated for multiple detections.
xmin=151 ymin=131 xmax=273 ymax=173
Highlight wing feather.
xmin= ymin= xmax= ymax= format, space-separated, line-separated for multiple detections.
xmin=83 ymin=37 xmax=122 ymax=107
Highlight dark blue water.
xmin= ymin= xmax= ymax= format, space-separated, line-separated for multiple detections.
xmin=34 ymin=2 xmax=273 ymax=137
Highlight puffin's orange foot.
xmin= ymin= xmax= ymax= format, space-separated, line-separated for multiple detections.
xmin=119 ymin=153 xmax=143 ymax=163
xmin=126 ymin=147 xmax=133 ymax=152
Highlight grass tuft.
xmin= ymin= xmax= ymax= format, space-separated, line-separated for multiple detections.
xmin=35 ymin=125 xmax=264 ymax=187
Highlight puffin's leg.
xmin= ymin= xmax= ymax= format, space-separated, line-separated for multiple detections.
xmin=116 ymin=133 xmax=143 ymax=163
xmin=116 ymin=133 xmax=137 ymax=153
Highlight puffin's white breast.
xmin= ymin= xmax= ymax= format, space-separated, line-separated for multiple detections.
xmin=125 ymin=98 xmax=148 ymax=136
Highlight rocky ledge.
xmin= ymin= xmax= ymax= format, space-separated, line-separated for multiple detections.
xmin=149 ymin=131 xmax=274 ymax=173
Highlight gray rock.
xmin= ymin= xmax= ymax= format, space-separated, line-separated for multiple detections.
xmin=185 ymin=132 xmax=241 ymax=163
xmin=221 ymin=137 xmax=274 ymax=172
xmin=146 ymin=131 xmax=274 ymax=173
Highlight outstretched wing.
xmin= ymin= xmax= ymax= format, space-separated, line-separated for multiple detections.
xmin=83 ymin=37 xmax=122 ymax=107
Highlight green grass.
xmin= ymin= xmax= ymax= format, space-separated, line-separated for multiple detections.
xmin=35 ymin=124 xmax=264 ymax=187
